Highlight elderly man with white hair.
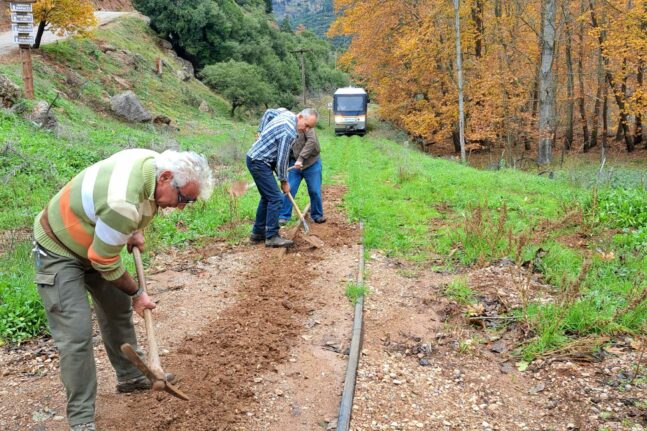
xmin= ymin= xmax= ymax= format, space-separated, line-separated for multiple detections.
xmin=32 ymin=149 xmax=214 ymax=431
xmin=247 ymin=107 xmax=319 ymax=247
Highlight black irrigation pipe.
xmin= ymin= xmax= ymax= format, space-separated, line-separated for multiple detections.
xmin=337 ymin=221 xmax=365 ymax=431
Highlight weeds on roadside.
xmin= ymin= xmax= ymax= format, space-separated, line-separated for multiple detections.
xmin=444 ymin=276 xmax=475 ymax=305
xmin=345 ymin=282 xmax=369 ymax=305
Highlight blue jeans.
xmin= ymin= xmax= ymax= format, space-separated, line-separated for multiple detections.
xmin=280 ymin=159 xmax=324 ymax=221
xmin=246 ymin=156 xmax=282 ymax=239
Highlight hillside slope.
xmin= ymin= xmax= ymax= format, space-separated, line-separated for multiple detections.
xmin=272 ymin=0 xmax=340 ymax=42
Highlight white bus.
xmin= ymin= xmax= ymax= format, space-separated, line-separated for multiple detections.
xmin=333 ymin=87 xmax=368 ymax=136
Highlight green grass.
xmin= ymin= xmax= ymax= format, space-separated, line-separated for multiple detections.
xmin=0 ymin=243 xmax=48 ymax=343
xmin=444 ymin=276 xmax=475 ymax=305
xmin=320 ymin=127 xmax=646 ymax=359
xmin=345 ymin=282 xmax=369 ymax=305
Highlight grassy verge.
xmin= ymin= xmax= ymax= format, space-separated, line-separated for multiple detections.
xmin=0 ymin=18 xmax=260 ymax=343
xmin=321 ymin=129 xmax=646 ymax=359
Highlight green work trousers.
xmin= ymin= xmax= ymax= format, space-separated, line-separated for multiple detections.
xmin=33 ymin=242 xmax=144 ymax=426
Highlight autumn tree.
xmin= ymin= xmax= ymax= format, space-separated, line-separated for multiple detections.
xmin=32 ymin=0 xmax=97 ymax=49
xmin=331 ymin=0 xmax=646 ymax=157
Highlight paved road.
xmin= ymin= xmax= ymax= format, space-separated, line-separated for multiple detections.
xmin=0 ymin=12 xmax=135 ymax=57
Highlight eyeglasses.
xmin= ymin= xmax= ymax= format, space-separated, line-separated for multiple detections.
xmin=177 ymin=189 xmax=197 ymax=204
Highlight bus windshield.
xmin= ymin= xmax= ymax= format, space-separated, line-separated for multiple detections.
xmin=336 ymin=95 xmax=365 ymax=112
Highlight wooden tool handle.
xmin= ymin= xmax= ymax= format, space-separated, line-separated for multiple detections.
xmin=286 ymin=193 xmax=306 ymax=223
xmin=133 ymin=248 xmax=164 ymax=379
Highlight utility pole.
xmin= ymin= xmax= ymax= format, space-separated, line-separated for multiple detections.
xmin=291 ymin=48 xmax=312 ymax=107
xmin=5 ymin=0 xmax=36 ymax=99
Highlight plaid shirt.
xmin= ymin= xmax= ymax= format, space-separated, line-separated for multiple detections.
xmin=247 ymin=111 xmax=297 ymax=181
xmin=257 ymin=107 xmax=288 ymax=133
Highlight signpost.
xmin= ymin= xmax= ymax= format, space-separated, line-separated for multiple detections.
xmin=5 ymin=0 xmax=36 ymax=99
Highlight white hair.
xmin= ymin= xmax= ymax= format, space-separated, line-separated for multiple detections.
xmin=299 ymin=108 xmax=318 ymax=119
xmin=154 ymin=150 xmax=214 ymax=200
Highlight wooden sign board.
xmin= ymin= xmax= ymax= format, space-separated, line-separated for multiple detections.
xmin=10 ymin=13 xmax=33 ymax=23
xmin=13 ymin=34 xmax=34 ymax=44
xmin=9 ymin=2 xmax=32 ymax=12
xmin=11 ymin=23 xmax=33 ymax=32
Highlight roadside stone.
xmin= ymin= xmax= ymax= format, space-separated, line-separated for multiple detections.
xmin=0 ymin=74 xmax=21 ymax=108
xmin=29 ymin=100 xmax=58 ymax=131
xmin=110 ymin=91 xmax=152 ymax=122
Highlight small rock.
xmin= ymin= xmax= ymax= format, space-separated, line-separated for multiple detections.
xmin=490 ymin=340 xmax=507 ymax=354
xmin=528 ymin=382 xmax=546 ymax=394
xmin=419 ymin=358 xmax=430 ymax=366
xmin=198 ymin=101 xmax=210 ymax=113
xmin=499 ymin=361 xmax=515 ymax=374
xmin=274 ymin=389 xmax=284 ymax=396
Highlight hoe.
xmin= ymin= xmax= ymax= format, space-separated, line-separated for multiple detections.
xmin=120 ymin=248 xmax=189 ymax=401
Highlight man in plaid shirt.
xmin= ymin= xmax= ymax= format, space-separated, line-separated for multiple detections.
xmin=247 ymin=108 xmax=318 ymax=247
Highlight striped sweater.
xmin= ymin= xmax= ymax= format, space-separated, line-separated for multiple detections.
xmin=34 ymin=149 xmax=159 ymax=281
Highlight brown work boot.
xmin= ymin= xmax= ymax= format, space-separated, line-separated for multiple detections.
xmin=116 ymin=373 xmax=176 ymax=393
xmin=70 ymin=423 xmax=96 ymax=431
xmin=265 ymin=235 xmax=293 ymax=248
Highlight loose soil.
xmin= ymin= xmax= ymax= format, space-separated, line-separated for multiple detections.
xmin=1 ymin=186 xmax=645 ymax=431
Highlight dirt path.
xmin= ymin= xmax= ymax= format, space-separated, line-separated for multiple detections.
xmin=1 ymin=185 xmax=645 ymax=431
xmin=0 ymin=185 xmax=360 ymax=430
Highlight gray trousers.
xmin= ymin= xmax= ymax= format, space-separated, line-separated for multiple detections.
xmin=33 ymin=242 xmax=144 ymax=426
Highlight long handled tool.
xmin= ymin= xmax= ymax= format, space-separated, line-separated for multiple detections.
xmin=120 ymin=248 xmax=189 ymax=401
xmin=286 ymin=193 xmax=324 ymax=248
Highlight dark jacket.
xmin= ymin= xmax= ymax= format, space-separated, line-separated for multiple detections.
xmin=291 ymin=128 xmax=320 ymax=169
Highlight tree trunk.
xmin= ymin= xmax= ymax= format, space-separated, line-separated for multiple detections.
xmin=452 ymin=129 xmax=462 ymax=153
xmin=453 ymin=0 xmax=467 ymax=163
xmin=471 ymin=0 xmax=484 ymax=58
xmin=32 ymin=20 xmax=47 ymax=49
xmin=537 ymin=0 xmax=557 ymax=165
xmin=577 ymin=0 xmax=591 ymax=150
xmin=562 ymin=0 xmax=575 ymax=151
xmin=590 ymin=47 xmax=604 ymax=150
xmin=603 ymin=80 xmax=609 ymax=146
xmin=589 ymin=0 xmax=635 ymax=152
xmin=636 ymin=64 xmax=643 ymax=147
xmin=615 ymin=60 xmax=629 ymax=142
xmin=495 ymin=0 xmax=513 ymax=165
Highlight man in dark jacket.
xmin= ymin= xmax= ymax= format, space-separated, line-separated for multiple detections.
xmin=279 ymin=127 xmax=325 ymax=224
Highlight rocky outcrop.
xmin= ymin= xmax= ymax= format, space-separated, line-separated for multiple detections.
xmin=110 ymin=91 xmax=152 ymax=122
xmin=0 ymin=74 xmax=21 ymax=108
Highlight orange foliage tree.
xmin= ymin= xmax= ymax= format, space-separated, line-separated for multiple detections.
xmin=330 ymin=0 xmax=647 ymax=158
xmin=32 ymin=0 xmax=97 ymax=49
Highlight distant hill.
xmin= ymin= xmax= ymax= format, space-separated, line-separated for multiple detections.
xmin=272 ymin=0 xmax=347 ymax=47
